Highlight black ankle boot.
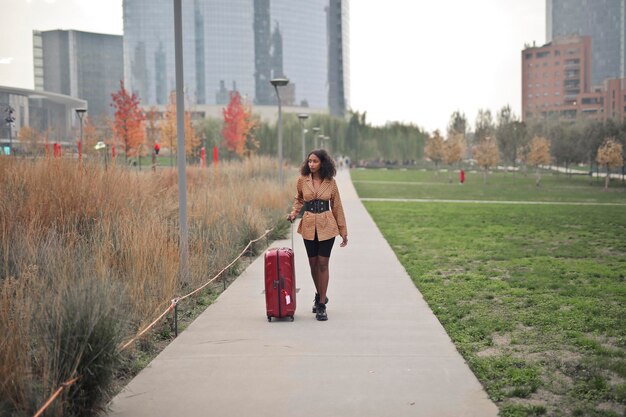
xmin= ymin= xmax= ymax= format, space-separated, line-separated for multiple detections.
xmin=316 ymin=303 xmax=328 ymax=321
xmin=312 ymin=293 xmax=329 ymax=313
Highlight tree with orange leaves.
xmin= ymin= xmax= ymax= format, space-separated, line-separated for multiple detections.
xmin=222 ymin=91 xmax=256 ymax=157
xmin=111 ymin=80 xmax=145 ymax=163
xmin=474 ymin=136 xmax=500 ymax=184
xmin=596 ymin=137 xmax=624 ymax=189
xmin=424 ymin=130 xmax=445 ymax=174
xmin=526 ymin=135 xmax=551 ymax=187
xmin=161 ymin=92 xmax=200 ymax=165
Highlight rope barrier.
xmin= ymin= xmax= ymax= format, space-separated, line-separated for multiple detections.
xmin=32 ymin=376 xmax=80 ymax=417
xmin=32 ymin=227 xmax=274 ymax=417
xmin=119 ymin=300 xmax=177 ymax=351
xmin=176 ymin=228 xmax=272 ymax=303
xmin=119 ymin=227 xmax=273 ymax=350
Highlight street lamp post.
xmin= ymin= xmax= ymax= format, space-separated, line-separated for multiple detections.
xmin=271 ymin=77 xmax=289 ymax=186
xmin=297 ymin=113 xmax=309 ymax=162
xmin=317 ymin=134 xmax=324 ymax=150
xmin=75 ymin=108 xmax=87 ymax=161
xmin=312 ymin=127 xmax=320 ymax=149
xmin=324 ymin=135 xmax=331 ymax=154
xmin=4 ymin=106 xmax=15 ymax=155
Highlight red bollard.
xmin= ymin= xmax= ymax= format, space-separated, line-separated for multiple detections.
xmin=112 ymin=145 xmax=116 ymax=160
xmin=213 ymin=146 xmax=218 ymax=166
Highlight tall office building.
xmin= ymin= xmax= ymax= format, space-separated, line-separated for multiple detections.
xmin=327 ymin=0 xmax=350 ymax=117
xmin=547 ymin=0 xmax=625 ymax=86
xmin=522 ymin=35 xmax=626 ymax=122
xmin=33 ymin=30 xmax=124 ymax=117
xmin=122 ymin=0 xmax=349 ymax=116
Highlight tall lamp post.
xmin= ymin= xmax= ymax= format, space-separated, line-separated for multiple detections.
xmin=4 ymin=106 xmax=15 ymax=155
xmin=323 ymin=135 xmax=331 ymax=154
xmin=75 ymin=108 xmax=87 ymax=161
xmin=297 ymin=113 xmax=309 ymax=162
xmin=271 ymin=77 xmax=289 ymax=186
xmin=312 ymin=127 xmax=320 ymax=149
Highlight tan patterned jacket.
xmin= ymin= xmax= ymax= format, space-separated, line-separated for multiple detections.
xmin=290 ymin=175 xmax=347 ymax=241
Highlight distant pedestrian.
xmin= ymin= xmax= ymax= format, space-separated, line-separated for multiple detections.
xmin=459 ymin=168 xmax=465 ymax=184
xmin=287 ymin=149 xmax=348 ymax=321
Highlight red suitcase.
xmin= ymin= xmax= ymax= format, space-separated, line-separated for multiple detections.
xmin=264 ymin=247 xmax=296 ymax=321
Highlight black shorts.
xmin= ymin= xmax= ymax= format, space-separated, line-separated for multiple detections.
xmin=303 ymin=232 xmax=335 ymax=258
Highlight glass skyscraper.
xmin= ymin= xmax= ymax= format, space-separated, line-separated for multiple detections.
xmin=33 ymin=30 xmax=123 ymax=117
xmin=123 ymin=0 xmax=349 ymax=116
xmin=547 ymin=0 xmax=625 ymax=86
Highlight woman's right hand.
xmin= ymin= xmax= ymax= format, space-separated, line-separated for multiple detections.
xmin=287 ymin=213 xmax=295 ymax=223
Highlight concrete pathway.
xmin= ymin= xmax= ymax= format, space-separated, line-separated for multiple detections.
xmin=108 ymin=170 xmax=498 ymax=417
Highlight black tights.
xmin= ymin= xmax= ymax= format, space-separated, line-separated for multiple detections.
xmin=308 ymin=256 xmax=330 ymax=304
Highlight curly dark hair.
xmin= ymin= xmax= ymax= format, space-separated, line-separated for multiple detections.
xmin=300 ymin=149 xmax=336 ymax=180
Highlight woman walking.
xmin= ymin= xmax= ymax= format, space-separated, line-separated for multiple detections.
xmin=287 ymin=149 xmax=348 ymax=321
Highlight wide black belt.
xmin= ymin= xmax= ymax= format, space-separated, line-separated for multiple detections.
xmin=304 ymin=199 xmax=330 ymax=213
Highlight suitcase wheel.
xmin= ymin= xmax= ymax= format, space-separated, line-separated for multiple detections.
xmin=267 ymin=316 xmax=272 ymax=322
xmin=289 ymin=316 xmax=295 ymax=322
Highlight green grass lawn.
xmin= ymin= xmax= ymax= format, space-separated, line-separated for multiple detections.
xmin=352 ymin=168 xmax=626 ymax=204
xmin=353 ymin=169 xmax=626 ymax=417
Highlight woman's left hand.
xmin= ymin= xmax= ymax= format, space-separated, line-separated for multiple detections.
xmin=340 ymin=234 xmax=348 ymax=247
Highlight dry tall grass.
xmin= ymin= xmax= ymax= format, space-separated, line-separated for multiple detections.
xmin=0 ymin=156 xmax=292 ymax=416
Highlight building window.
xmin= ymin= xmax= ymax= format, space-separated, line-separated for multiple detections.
xmin=555 ymin=50 xmax=560 ymax=56
xmin=525 ymin=53 xmax=533 ymax=59
xmin=536 ymin=51 xmax=550 ymax=58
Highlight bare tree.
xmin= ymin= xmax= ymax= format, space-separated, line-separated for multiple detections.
xmin=496 ymin=106 xmax=526 ymax=173
xmin=474 ymin=109 xmax=495 ymax=145
xmin=447 ymin=110 xmax=467 ymax=138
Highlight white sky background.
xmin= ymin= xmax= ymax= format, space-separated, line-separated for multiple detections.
xmin=0 ymin=0 xmax=545 ymax=134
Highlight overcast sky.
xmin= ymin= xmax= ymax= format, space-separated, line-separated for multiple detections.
xmin=0 ymin=0 xmax=545 ymax=134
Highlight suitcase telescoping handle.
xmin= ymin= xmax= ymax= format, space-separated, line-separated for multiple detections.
xmin=287 ymin=216 xmax=294 ymax=250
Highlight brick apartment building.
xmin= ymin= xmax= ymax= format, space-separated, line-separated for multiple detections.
xmin=522 ymin=36 xmax=626 ymax=122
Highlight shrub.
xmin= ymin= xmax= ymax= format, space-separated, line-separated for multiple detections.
xmin=0 ymin=156 xmax=292 ymax=415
